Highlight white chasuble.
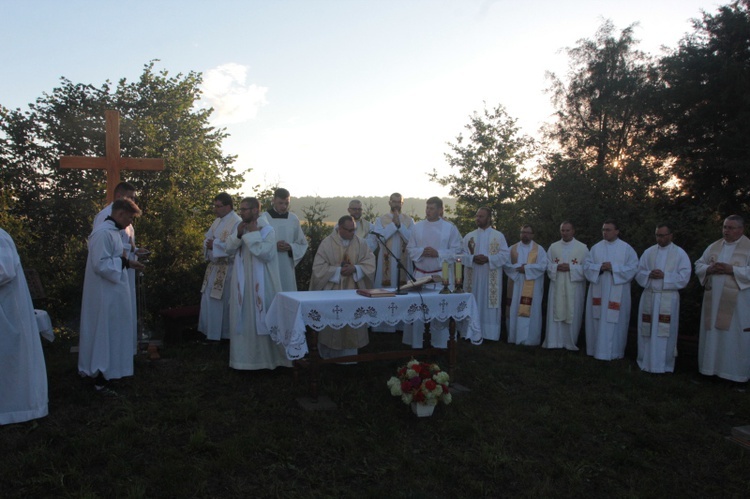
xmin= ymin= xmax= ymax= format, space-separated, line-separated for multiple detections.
xmin=583 ymin=238 xmax=638 ymax=361
xmin=695 ymin=235 xmax=750 ymax=382
xmin=635 ymin=243 xmax=691 ymax=373
xmin=462 ymin=227 xmax=509 ymax=341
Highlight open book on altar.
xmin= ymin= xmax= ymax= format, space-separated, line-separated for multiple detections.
xmin=399 ymin=274 xmax=442 ymax=291
xmin=356 ymin=288 xmax=397 ymax=298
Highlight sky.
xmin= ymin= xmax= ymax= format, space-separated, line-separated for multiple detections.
xmin=1 ymin=0 xmax=720 ymax=200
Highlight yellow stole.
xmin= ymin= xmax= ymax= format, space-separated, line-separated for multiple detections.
xmin=506 ymin=242 xmax=539 ymax=318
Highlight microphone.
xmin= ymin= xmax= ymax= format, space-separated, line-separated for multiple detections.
xmin=369 ymin=230 xmax=384 ymax=239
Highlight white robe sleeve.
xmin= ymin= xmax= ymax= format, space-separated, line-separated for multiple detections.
xmin=635 ymin=248 xmax=652 ymax=289
xmin=611 ymin=244 xmax=638 ymax=285
xmin=91 ymin=232 xmax=125 ymax=285
xmin=694 ymin=246 xmax=711 ymax=286
xmin=663 ymin=247 xmax=691 ymax=291
xmin=0 ymin=234 xmax=18 ymax=286
xmin=523 ymin=245 xmax=547 ymax=281
xmin=584 ymin=247 xmax=602 ymax=283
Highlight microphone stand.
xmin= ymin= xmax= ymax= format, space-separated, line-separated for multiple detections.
xmin=371 ymin=231 xmax=417 ymax=295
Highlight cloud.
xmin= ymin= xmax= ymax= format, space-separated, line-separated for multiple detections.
xmin=200 ymin=63 xmax=268 ymax=125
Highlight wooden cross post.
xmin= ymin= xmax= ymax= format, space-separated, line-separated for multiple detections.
xmin=59 ymin=110 xmax=165 ymax=202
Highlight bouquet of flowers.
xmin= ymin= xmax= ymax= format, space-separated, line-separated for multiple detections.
xmin=387 ymin=359 xmax=452 ymax=406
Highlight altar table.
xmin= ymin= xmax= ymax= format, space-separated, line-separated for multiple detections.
xmin=265 ymin=289 xmax=481 ymax=400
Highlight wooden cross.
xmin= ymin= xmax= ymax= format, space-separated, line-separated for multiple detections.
xmin=59 ymin=110 xmax=165 ymax=202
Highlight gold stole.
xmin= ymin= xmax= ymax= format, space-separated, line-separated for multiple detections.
xmin=506 ymin=242 xmax=539 ymax=318
xmin=702 ymin=236 xmax=750 ymax=330
xmin=466 ymin=232 xmax=502 ymax=308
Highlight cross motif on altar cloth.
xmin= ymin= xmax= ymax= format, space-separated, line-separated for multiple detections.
xmin=439 ymin=299 xmax=449 ymax=313
xmin=388 ymin=302 xmax=399 ymax=315
xmin=332 ymin=305 xmax=343 ymax=320
xmin=59 ymin=110 xmax=165 ymax=202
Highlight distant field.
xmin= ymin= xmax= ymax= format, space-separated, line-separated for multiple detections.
xmin=288 ymin=196 xmax=456 ymax=223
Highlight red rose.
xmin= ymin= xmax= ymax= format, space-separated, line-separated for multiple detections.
xmin=425 ymin=379 xmax=437 ymax=390
xmin=414 ymin=391 xmax=426 ymax=402
xmin=401 ymin=381 xmax=411 ymax=392
xmin=442 ymin=384 xmax=449 ymax=394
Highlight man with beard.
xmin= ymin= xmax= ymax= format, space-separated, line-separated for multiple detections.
xmin=225 ymin=197 xmax=291 ymax=371
xmin=635 ymin=223 xmax=691 ymax=373
xmin=370 ymin=193 xmax=414 ymax=332
xmin=543 ymin=221 xmax=589 ymax=350
xmin=259 ymin=188 xmax=308 ymax=291
xmin=461 ymin=207 xmax=509 ymax=341
xmin=198 ymin=192 xmax=241 ymax=341
xmin=583 ymin=220 xmax=638 ymax=361
xmin=310 ymin=215 xmax=376 ymax=359
xmin=504 ymin=224 xmax=547 ymax=346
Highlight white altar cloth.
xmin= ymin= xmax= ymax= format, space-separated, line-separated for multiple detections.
xmin=265 ymin=289 xmax=481 ymax=360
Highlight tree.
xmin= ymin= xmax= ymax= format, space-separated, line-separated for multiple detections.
xmin=657 ymin=0 xmax=750 ymax=216
xmin=0 ymin=62 xmax=243 ymax=320
xmin=296 ymin=198 xmax=329 ymax=291
xmin=430 ymin=103 xmax=535 ymax=235
xmin=530 ymin=20 xmax=668 ymax=250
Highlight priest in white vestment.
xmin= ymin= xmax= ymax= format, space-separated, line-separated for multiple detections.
xmin=0 ymin=228 xmax=48 ymax=424
xmin=259 ymin=188 xmax=308 ymax=292
xmin=403 ymin=197 xmax=462 ymax=348
xmin=583 ymin=220 xmax=638 ymax=361
xmin=226 ymin=197 xmax=292 ymax=371
xmin=93 ymin=181 xmax=143 ymax=353
xmin=371 ymin=193 xmax=414 ymax=332
xmin=462 ymin=207 xmax=509 ymax=341
xmin=79 ymin=199 xmax=145 ymax=391
xmin=504 ymin=225 xmax=547 ymax=346
xmin=310 ymin=215 xmax=376 ymax=359
xmin=695 ymin=215 xmax=750 ymax=382
xmin=635 ymin=224 xmax=691 ymax=373
xmin=543 ymin=222 xmax=589 ymax=350
xmin=198 ymin=193 xmax=242 ymax=341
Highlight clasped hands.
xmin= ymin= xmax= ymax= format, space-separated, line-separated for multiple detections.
xmin=707 ymin=262 xmax=733 ymax=275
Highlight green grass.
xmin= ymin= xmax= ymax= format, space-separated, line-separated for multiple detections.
xmin=2 ymin=331 xmax=749 ymax=498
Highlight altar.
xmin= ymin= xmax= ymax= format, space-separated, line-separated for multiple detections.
xmin=265 ymin=289 xmax=481 ymax=400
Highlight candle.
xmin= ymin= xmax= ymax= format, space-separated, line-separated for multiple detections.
xmin=442 ymin=260 xmax=449 ymax=281
xmin=455 ymin=258 xmax=462 ymax=281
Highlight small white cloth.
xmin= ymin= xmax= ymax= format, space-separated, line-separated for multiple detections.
xmin=35 ymin=310 xmax=54 ymax=342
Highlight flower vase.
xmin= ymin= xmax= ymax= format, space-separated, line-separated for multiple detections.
xmin=411 ymin=402 xmax=435 ymax=417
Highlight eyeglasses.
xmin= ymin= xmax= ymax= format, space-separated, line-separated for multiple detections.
xmin=340 ymin=226 xmax=356 ymax=232
xmin=655 ymin=233 xmax=672 ymax=237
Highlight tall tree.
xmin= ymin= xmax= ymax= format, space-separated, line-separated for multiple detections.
xmin=530 ymin=20 xmax=667 ymax=249
xmin=657 ymin=0 xmax=750 ymax=216
xmin=0 ymin=62 xmax=243 ymax=319
xmin=430 ymin=103 xmax=535 ymax=235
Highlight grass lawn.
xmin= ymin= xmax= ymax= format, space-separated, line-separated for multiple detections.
xmin=2 ymin=329 xmax=750 ymax=498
